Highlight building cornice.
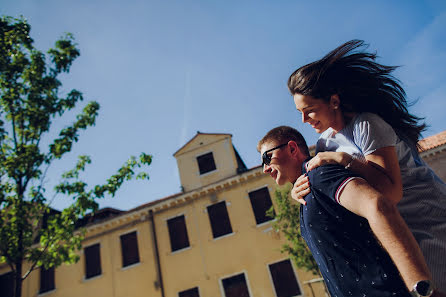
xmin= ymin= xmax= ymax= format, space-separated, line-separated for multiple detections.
xmin=83 ymin=166 xmax=265 ymax=237
xmin=419 ymin=143 xmax=446 ymax=159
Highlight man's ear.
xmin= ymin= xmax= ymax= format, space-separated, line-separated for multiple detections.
xmin=288 ymin=141 xmax=299 ymax=157
xmin=288 ymin=140 xmax=306 ymax=162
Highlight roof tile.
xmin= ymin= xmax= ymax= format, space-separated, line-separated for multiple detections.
xmin=418 ymin=130 xmax=446 ymax=152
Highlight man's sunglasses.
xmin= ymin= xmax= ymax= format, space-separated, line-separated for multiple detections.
xmin=262 ymin=143 xmax=288 ymax=167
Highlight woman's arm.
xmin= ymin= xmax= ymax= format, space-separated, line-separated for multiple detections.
xmin=338 ymin=178 xmax=431 ymax=291
xmin=360 ymin=146 xmax=403 ymax=204
xmin=293 ymin=147 xmax=403 ymax=205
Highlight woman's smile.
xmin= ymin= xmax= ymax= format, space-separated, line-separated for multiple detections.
xmin=293 ymin=93 xmax=344 ymax=133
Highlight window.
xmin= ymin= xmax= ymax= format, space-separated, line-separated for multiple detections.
xmin=39 ymin=266 xmax=55 ymax=294
xmin=248 ymin=187 xmax=275 ymax=225
xmin=0 ymin=271 xmax=14 ymax=297
xmin=120 ymin=231 xmax=140 ymax=267
xmin=221 ymin=273 xmax=250 ymax=297
xmin=85 ymin=243 xmax=101 ymax=279
xmin=207 ymin=201 xmax=233 ymax=238
xmin=269 ymin=259 xmax=302 ymax=297
xmin=197 ymin=152 xmax=216 ymax=175
xmin=167 ymin=215 xmax=190 ymax=252
xmin=179 ymin=287 xmax=200 ymax=297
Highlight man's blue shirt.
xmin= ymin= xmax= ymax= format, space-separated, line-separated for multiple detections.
xmin=300 ymin=162 xmax=411 ymax=297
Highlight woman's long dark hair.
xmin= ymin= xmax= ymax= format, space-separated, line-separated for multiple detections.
xmin=287 ymin=39 xmax=426 ymax=146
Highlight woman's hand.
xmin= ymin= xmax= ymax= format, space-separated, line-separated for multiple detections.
xmin=292 ymin=152 xmax=352 ymax=205
xmin=306 ymin=151 xmax=351 ymax=171
xmin=292 ymin=174 xmax=310 ymax=205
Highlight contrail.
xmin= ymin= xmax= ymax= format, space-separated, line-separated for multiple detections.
xmin=180 ymin=69 xmax=192 ymax=146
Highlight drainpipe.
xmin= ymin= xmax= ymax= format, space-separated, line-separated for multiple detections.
xmin=149 ymin=209 xmax=165 ymax=297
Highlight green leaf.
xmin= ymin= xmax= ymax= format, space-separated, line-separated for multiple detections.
xmin=0 ymin=16 xmax=152 ymax=297
xmin=270 ymin=185 xmax=321 ymax=276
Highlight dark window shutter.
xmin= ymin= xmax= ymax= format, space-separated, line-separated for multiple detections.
xmin=269 ymin=259 xmax=301 ymax=297
xmin=248 ymin=187 xmax=275 ymax=224
xmin=167 ymin=215 xmax=190 ymax=252
xmin=39 ymin=266 xmax=55 ymax=294
xmin=0 ymin=271 xmax=14 ymax=297
xmin=197 ymin=152 xmax=216 ymax=174
xmin=222 ymin=273 xmax=250 ymax=297
xmin=85 ymin=243 xmax=102 ymax=278
xmin=179 ymin=287 xmax=200 ymax=297
xmin=120 ymin=231 xmax=140 ymax=267
xmin=207 ymin=201 xmax=233 ymax=238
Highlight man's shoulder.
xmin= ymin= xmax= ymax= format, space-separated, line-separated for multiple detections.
xmin=307 ymin=164 xmax=360 ymax=198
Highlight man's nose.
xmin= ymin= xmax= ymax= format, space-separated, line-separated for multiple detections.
xmin=263 ymin=163 xmax=271 ymax=173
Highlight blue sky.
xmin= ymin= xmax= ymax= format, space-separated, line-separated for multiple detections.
xmin=1 ymin=0 xmax=446 ymax=211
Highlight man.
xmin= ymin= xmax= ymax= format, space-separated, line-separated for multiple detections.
xmin=258 ymin=126 xmax=444 ymax=297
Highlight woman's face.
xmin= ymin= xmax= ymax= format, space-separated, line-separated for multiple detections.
xmin=293 ymin=94 xmax=343 ymax=133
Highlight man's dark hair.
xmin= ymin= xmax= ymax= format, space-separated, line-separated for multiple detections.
xmin=257 ymin=126 xmax=309 ymax=157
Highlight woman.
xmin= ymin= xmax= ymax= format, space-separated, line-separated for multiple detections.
xmin=288 ymin=40 xmax=446 ymax=292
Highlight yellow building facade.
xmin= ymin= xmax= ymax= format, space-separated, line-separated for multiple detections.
xmin=1 ymin=132 xmax=326 ymax=297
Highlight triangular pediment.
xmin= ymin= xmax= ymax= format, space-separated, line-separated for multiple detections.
xmin=174 ymin=132 xmax=232 ymax=157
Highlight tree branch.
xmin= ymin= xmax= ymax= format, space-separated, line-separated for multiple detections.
xmin=22 ymin=241 xmax=50 ymax=281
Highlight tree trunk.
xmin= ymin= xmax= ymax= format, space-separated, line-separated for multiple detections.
xmin=14 ymin=261 xmax=22 ymax=297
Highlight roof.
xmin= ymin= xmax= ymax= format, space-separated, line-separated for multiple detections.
xmin=76 ymin=207 xmax=123 ymax=228
xmin=173 ymin=132 xmax=232 ymax=156
xmin=418 ymin=130 xmax=446 ymax=152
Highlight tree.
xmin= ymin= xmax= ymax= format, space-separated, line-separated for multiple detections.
xmin=267 ymin=185 xmax=328 ymax=297
xmin=0 ymin=16 xmax=152 ymax=297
